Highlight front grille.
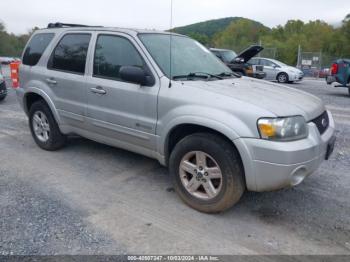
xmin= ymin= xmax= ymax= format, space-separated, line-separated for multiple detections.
xmin=311 ymin=111 xmax=329 ymax=135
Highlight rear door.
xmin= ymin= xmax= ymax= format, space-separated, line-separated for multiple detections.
xmin=85 ymin=32 xmax=160 ymax=151
xmin=46 ymin=32 xmax=92 ymax=128
xmin=260 ymin=59 xmax=277 ymax=80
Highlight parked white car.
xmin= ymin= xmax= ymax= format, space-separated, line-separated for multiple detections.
xmin=0 ymin=57 xmax=15 ymax=65
xmin=249 ymin=57 xmax=304 ymax=83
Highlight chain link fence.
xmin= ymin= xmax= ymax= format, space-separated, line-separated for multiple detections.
xmin=297 ymin=51 xmax=337 ymax=78
xmin=258 ymin=47 xmax=277 ymax=59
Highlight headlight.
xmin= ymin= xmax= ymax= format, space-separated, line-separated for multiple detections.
xmin=257 ymin=116 xmax=308 ymax=141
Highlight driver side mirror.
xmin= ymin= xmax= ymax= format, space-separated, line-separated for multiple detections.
xmin=119 ymin=66 xmax=154 ymax=86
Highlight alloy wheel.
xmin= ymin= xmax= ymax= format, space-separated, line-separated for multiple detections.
xmin=179 ymin=151 xmax=223 ymax=200
xmin=32 ymin=111 xmax=50 ymax=142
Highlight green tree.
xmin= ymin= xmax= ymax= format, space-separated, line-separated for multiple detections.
xmin=187 ymin=32 xmax=210 ymax=46
xmin=213 ymin=18 xmax=269 ymax=52
xmin=0 ymin=22 xmax=35 ymax=57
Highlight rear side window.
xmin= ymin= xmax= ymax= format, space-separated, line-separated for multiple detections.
xmin=48 ymin=33 xmax=91 ymax=74
xmin=93 ymin=35 xmax=144 ymax=80
xmin=22 ymin=33 xmax=54 ymax=66
xmin=249 ymin=58 xmax=259 ymax=65
xmin=261 ymin=59 xmax=275 ymax=67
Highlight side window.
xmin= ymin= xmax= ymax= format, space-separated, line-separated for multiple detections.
xmin=261 ymin=59 xmax=274 ymax=67
xmin=48 ymin=33 xmax=91 ymax=74
xmin=93 ymin=35 xmax=144 ymax=80
xmin=23 ymin=33 xmax=55 ymax=66
xmin=249 ymin=58 xmax=259 ymax=65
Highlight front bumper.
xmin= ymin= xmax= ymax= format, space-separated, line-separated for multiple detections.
xmin=290 ymin=72 xmax=304 ymax=82
xmin=235 ymin=110 xmax=335 ymax=192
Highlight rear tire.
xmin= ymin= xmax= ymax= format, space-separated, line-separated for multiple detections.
xmin=29 ymin=100 xmax=66 ymax=151
xmin=277 ymin=72 xmax=289 ymax=83
xmin=169 ymin=133 xmax=245 ymax=213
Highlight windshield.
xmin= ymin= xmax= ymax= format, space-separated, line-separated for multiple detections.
xmin=270 ymin=59 xmax=288 ymax=67
xmin=138 ymin=33 xmax=232 ymax=80
xmin=220 ymin=50 xmax=237 ymax=63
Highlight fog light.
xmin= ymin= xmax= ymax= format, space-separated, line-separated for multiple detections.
xmin=290 ymin=166 xmax=308 ymax=186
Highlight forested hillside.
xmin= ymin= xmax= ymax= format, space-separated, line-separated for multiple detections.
xmin=0 ymin=23 xmax=36 ymax=57
xmin=173 ymin=15 xmax=350 ymax=66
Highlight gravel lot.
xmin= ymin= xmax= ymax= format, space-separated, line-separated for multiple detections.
xmin=0 ymin=70 xmax=350 ymax=255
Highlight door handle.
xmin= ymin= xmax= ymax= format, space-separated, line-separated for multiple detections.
xmin=46 ymin=78 xmax=57 ymax=85
xmin=90 ymin=86 xmax=106 ymax=95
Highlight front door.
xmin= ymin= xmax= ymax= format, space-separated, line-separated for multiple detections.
xmin=85 ymin=33 xmax=160 ymax=152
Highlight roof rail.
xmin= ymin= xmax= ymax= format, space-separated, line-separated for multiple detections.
xmin=47 ymin=22 xmax=102 ymax=29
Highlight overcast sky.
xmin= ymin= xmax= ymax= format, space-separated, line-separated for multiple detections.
xmin=1 ymin=0 xmax=349 ymax=34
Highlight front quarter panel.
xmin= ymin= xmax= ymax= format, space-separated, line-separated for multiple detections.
xmin=156 ymin=78 xmax=271 ymax=156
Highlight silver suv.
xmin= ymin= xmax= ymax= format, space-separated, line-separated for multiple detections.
xmin=17 ymin=23 xmax=335 ymax=213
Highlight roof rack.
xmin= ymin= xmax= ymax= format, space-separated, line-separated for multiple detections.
xmin=47 ymin=22 xmax=103 ymax=29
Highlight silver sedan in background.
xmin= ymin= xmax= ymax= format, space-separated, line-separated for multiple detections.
xmin=249 ymin=57 xmax=304 ymax=83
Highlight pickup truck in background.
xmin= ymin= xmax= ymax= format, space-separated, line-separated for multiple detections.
xmin=326 ymin=59 xmax=350 ymax=96
xmin=210 ymin=46 xmax=266 ymax=79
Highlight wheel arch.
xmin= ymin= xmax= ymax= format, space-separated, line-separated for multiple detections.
xmin=276 ymin=71 xmax=289 ymax=82
xmin=23 ymin=88 xmax=61 ymax=125
xmin=163 ymin=123 xmax=249 ymax=190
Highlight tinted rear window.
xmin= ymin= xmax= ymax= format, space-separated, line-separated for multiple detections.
xmin=48 ymin=33 xmax=91 ymax=74
xmin=22 ymin=33 xmax=55 ymax=66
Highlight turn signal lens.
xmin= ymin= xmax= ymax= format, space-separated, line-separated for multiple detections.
xmin=258 ymin=123 xmax=276 ymax=137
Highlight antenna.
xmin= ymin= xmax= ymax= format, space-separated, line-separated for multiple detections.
xmin=168 ymin=0 xmax=173 ymax=88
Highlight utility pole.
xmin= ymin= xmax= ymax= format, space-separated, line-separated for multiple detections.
xmin=259 ymin=40 xmax=262 ymax=57
xmin=297 ymin=45 xmax=301 ymax=68
xmin=319 ymin=50 xmax=322 ymax=79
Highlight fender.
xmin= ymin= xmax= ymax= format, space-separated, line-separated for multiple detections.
xmin=157 ymin=106 xmax=257 ymax=190
xmin=157 ymin=105 xmax=257 ymax=156
xmin=23 ymin=87 xmax=61 ymax=125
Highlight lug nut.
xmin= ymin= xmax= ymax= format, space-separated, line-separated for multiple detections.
xmin=204 ymin=172 xmax=208 ymax=176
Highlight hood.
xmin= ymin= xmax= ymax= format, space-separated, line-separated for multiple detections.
xmin=285 ymin=66 xmax=302 ymax=73
xmin=234 ymin=45 xmax=264 ymax=63
xmin=182 ymin=77 xmax=324 ymax=121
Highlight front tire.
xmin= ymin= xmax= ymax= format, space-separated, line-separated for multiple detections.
xmin=277 ymin=72 xmax=289 ymax=83
xmin=29 ymin=100 xmax=66 ymax=151
xmin=0 ymin=95 xmax=5 ymax=102
xmin=169 ymin=133 xmax=245 ymax=213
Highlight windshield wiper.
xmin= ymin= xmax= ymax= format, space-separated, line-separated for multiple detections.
xmin=172 ymin=72 xmax=223 ymax=81
xmin=216 ymin=72 xmax=241 ymax=78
